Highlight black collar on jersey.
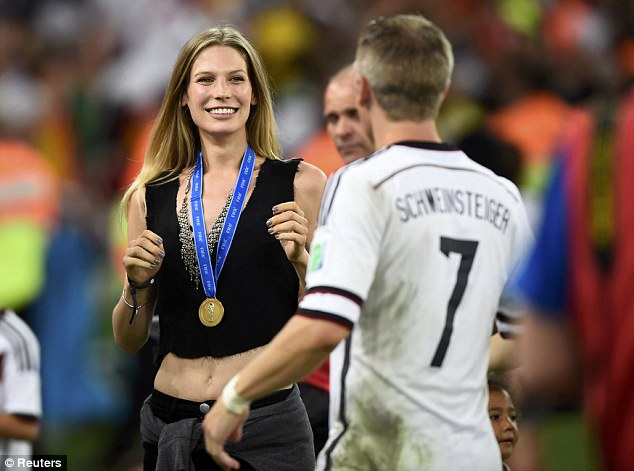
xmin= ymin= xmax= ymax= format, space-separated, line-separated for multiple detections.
xmin=392 ymin=141 xmax=458 ymax=151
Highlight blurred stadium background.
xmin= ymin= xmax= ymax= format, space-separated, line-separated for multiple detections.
xmin=3 ymin=0 xmax=632 ymax=469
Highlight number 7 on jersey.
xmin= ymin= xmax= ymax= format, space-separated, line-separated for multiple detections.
xmin=430 ymin=236 xmax=479 ymax=367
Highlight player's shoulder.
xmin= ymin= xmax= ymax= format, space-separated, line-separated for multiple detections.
xmin=330 ymin=142 xmax=477 ymax=183
xmin=330 ymin=142 xmax=523 ymax=202
xmin=0 ymin=310 xmax=39 ymax=347
xmin=436 ymin=146 xmax=525 ymax=205
xmin=476 ymin=167 xmax=525 ymax=206
xmin=328 ymin=145 xmax=406 ymax=187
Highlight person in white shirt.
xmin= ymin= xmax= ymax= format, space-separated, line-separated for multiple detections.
xmin=0 ymin=309 xmax=41 ymax=462
xmin=203 ymin=13 xmax=533 ymax=471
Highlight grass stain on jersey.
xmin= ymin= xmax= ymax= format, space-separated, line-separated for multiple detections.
xmin=357 ymin=277 xmax=418 ymax=359
xmin=330 ymin=380 xmax=433 ymax=470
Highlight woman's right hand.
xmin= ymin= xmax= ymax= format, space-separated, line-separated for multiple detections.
xmin=123 ymin=229 xmax=165 ymax=284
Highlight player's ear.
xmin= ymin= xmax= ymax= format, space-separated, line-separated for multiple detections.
xmin=442 ymin=80 xmax=452 ymax=100
xmin=357 ymin=74 xmax=372 ymax=109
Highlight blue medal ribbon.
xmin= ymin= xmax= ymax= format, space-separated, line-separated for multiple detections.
xmin=191 ymin=145 xmax=255 ymax=298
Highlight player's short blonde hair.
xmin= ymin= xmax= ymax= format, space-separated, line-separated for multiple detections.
xmin=355 ymin=14 xmax=453 ymax=121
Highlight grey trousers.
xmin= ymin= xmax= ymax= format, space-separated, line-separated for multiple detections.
xmin=140 ymin=384 xmax=315 ymax=471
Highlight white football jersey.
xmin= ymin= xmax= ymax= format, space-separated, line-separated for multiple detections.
xmin=299 ymin=142 xmax=532 ymax=471
xmin=0 ymin=310 xmax=41 ymax=459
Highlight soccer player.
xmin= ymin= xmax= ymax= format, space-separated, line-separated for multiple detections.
xmin=203 ymin=13 xmax=533 ymax=471
xmin=0 ymin=309 xmax=41 ymax=459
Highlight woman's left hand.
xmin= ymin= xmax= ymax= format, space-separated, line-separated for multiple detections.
xmin=266 ymin=201 xmax=308 ymax=263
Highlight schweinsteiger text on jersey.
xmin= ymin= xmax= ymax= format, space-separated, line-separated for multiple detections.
xmin=395 ymin=186 xmax=511 ymax=234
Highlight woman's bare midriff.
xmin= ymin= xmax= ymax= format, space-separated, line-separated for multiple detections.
xmin=154 ymin=347 xmax=291 ymax=402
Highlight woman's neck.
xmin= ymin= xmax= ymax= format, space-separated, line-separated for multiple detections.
xmin=199 ymin=133 xmax=249 ymax=171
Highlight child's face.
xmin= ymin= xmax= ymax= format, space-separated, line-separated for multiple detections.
xmin=488 ymin=388 xmax=519 ymax=461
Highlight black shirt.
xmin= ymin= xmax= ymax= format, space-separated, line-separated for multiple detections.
xmin=146 ymin=158 xmax=301 ymax=359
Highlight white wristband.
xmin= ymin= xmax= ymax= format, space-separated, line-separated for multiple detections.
xmin=221 ymin=375 xmax=251 ymax=415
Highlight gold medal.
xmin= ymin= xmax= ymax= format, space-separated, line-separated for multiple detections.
xmin=199 ymin=298 xmax=224 ymax=327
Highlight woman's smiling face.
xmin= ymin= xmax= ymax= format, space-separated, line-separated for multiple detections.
xmin=181 ymin=45 xmax=257 ymax=138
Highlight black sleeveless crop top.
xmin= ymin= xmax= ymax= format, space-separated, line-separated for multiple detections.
xmin=146 ymin=158 xmax=301 ymax=359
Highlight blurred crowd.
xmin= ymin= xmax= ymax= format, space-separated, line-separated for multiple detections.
xmin=1 ymin=0 xmax=633 ymax=469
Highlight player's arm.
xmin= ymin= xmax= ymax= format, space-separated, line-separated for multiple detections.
xmin=0 ymin=342 xmax=41 ymax=442
xmin=229 ymin=315 xmax=348 ymax=401
xmin=0 ymin=413 xmax=39 ymax=441
xmin=489 ymin=331 xmax=518 ymax=371
xmin=490 ymin=183 xmax=533 ymax=371
xmin=489 ymin=304 xmax=523 ymax=371
xmin=203 ymin=315 xmax=350 ymax=469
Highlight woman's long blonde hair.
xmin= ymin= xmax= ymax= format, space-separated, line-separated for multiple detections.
xmin=121 ymin=25 xmax=281 ymax=216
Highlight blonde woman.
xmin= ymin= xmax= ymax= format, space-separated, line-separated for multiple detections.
xmin=112 ymin=25 xmax=325 ymax=470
